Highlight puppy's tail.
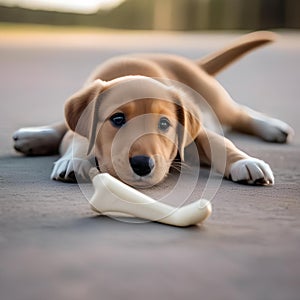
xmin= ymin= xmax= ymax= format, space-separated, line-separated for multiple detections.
xmin=197 ymin=31 xmax=277 ymax=76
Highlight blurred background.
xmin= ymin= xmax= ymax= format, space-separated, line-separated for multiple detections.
xmin=0 ymin=0 xmax=299 ymax=31
xmin=1 ymin=3 xmax=300 ymax=300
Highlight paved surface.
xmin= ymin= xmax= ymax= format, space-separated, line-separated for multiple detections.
xmin=0 ymin=30 xmax=300 ymax=300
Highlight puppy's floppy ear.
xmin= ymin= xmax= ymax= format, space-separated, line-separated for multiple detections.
xmin=65 ymin=79 xmax=104 ymax=137
xmin=174 ymin=94 xmax=201 ymax=161
xmin=64 ymin=79 xmax=105 ymax=154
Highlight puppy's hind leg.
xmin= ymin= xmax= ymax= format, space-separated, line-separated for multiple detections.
xmin=241 ymin=106 xmax=294 ymax=143
xmin=13 ymin=122 xmax=67 ymax=156
xmin=197 ymin=77 xmax=294 ymax=144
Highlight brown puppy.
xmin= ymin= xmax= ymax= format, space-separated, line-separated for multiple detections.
xmin=13 ymin=31 xmax=293 ymax=188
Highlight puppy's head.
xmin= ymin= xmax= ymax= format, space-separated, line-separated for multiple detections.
xmin=65 ymin=76 xmax=201 ymax=188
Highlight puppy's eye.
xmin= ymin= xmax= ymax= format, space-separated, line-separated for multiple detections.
xmin=110 ymin=112 xmax=126 ymax=127
xmin=158 ymin=117 xmax=171 ymax=132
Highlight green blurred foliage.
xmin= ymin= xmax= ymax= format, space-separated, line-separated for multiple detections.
xmin=0 ymin=0 xmax=299 ymax=30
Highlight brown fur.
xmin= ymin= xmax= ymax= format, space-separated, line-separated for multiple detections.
xmin=13 ymin=31 xmax=293 ymax=187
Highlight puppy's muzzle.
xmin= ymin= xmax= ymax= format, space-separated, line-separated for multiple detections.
xmin=129 ymin=155 xmax=154 ymax=177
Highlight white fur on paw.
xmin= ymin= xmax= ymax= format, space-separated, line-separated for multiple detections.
xmin=13 ymin=127 xmax=60 ymax=155
xmin=230 ymin=158 xmax=274 ymax=186
xmin=253 ymin=117 xmax=294 ymax=143
xmin=51 ymin=156 xmax=92 ymax=183
xmin=245 ymin=107 xmax=294 ymax=143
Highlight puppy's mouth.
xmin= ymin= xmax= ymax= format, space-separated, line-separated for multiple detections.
xmin=118 ymin=168 xmax=168 ymax=189
xmin=97 ymin=155 xmax=170 ymax=188
xmin=123 ymin=176 xmax=158 ymax=189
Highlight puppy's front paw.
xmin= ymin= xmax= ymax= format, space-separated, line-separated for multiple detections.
xmin=51 ymin=156 xmax=92 ymax=183
xmin=229 ymin=158 xmax=274 ymax=186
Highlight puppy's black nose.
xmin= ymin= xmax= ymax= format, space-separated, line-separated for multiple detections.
xmin=129 ymin=155 xmax=154 ymax=177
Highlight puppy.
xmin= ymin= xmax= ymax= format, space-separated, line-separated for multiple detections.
xmin=13 ymin=31 xmax=293 ymax=188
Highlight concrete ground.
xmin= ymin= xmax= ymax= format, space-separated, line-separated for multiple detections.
xmin=0 ymin=29 xmax=300 ymax=300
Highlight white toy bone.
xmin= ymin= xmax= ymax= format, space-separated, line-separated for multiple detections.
xmin=89 ymin=169 xmax=212 ymax=227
